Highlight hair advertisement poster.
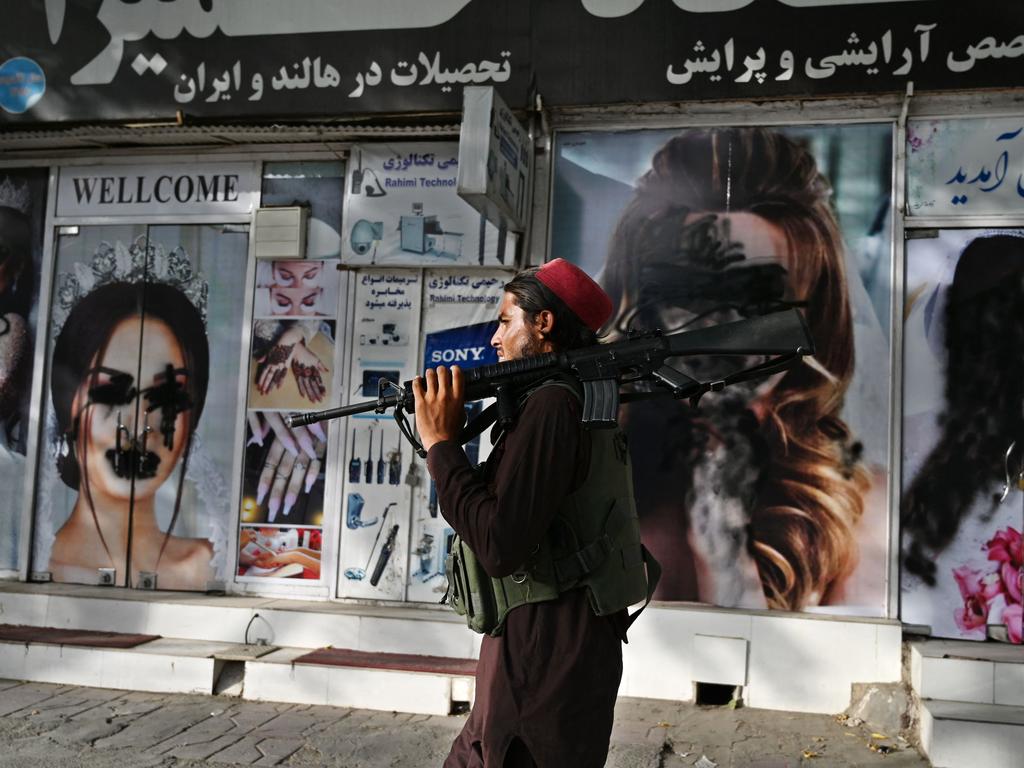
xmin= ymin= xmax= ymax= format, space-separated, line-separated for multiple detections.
xmin=0 ymin=168 xmax=47 ymax=572
xmin=32 ymin=223 xmax=248 ymax=590
xmin=550 ymin=124 xmax=894 ymax=615
xmin=901 ymin=229 xmax=1023 ymax=644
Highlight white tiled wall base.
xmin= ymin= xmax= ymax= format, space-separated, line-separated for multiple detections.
xmin=1 ymin=584 xmax=903 ymax=715
xmin=243 ymin=649 xmax=473 ymax=715
xmin=621 ymin=607 xmax=902 ymax=713
xmin=0 ymin=640 xmax=215 ymax=694
xmin=920 ymin=701 xmax=1024 ymax=768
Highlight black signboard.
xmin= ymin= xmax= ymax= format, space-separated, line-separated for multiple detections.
xmin=1 ymin=1 xmax=1022 ymax=125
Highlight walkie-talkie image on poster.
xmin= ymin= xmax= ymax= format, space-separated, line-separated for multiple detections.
xmin=406 ymin=268 xmax=511 ymax=603
xmin=551 ymin=124 xmax=894 ymax=615
xmin=337 ymin=269 xmax=423 ymax=600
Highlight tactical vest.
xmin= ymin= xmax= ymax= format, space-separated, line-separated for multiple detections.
xmin=445 ymin=380 xmax=660 ymax=637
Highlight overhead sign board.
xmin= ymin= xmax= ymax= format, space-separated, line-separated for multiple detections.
xmin=457 ymin=86 xmax=531 ymax=233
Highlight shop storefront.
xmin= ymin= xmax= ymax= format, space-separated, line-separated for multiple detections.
xmin=1 ymin=0 xmax=1021 ymax=717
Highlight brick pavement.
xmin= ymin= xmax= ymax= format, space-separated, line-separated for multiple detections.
xmin=0 ymin=679 xmax=931 ymax=767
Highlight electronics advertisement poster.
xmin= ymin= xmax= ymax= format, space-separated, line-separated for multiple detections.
xmin=337 ymin=269 xmax=423 ymax=600
xmin=0 ymin=168 xmax=47 ymax=572
xmin=343 ymin=142 xmax=514 ymax=268
xmin=901 ymin=229 xmax=1022 ymax=644
xmin=32 ymin=223 xmax=248 ymax=591
xmin=907 ymin=117 xmax=1024 ymax=218
xmin=550 ymin=124 xmax=894 ymax=616
xmin=405 ymin=268 xmax=512 ymax=603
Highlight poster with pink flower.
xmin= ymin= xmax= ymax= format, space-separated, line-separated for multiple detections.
xmin=901 ymin=228 xmax=1023 ymax=643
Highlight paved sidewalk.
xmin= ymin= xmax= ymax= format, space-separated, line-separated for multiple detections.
xmin=0 ymin=679 xmax=930 ymax=767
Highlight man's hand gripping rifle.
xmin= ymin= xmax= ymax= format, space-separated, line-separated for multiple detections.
xmin=286 ymin=308 xmax=815 ymax=457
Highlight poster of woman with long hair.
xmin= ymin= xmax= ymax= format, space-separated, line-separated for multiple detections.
xmin=902 ymin=230 xmax=1022 ymax=644
xmin=0 ymin=169 xmax=46 ymax=572
xmin=551 ymin=124 xmax=894 ymax=615
xmin=33 ymin=225 xmax=247 ymax=590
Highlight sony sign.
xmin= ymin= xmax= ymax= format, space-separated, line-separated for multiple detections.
xmin=423 ymin=321 xmax=499 ymax=372
xmin=56 ymin=162 xmax=258 ymax=217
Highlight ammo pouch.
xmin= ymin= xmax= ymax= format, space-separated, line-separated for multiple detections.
xmin=445 ymin=535 xmax=560 ymax=636
xmin=444 ymin=378 xmax=660 ymax=637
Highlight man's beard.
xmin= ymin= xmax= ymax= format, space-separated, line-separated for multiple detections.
xmin=506 ymin=331 xmax=544 ymax=361
xmin=519 ymin=333 xmax=545 ymax=359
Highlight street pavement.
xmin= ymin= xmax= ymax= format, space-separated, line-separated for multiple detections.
xmin=0 ymin=679 xmax=931 ymax=767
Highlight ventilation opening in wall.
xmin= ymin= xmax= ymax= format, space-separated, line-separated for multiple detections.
xmin=695 ymin=682 xmax=741 ymax=707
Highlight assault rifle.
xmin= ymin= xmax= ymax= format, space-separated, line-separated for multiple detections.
xmin=286 ymin=308 xmax=814 ymax=457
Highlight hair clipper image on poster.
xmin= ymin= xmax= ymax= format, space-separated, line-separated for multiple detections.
xmin=249 ymin=319 xmax=335 ymax=409
xmin=0 ymin=170 xmax=46 ymax=571
xmin=254 ymin=259 xmax=340 ymax=317
xmin=34 ymin=227 xmax=247 ymax=590
xmin=238 ymin=525 xmax=322 ymax=579
xmin=240 ymin=410 xmax=326 ymax=527
xmin=551 ymin=125 xmax=893 ymax=614
xmin=901 ymin=230 xmax=1023 ymax=644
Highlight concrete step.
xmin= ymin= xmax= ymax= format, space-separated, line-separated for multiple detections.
xmin=909 ymin=639 xmax=1024 ymax=706
xmin=0 ymin=633 xmax=475 ymax=716
xmin=0 ymin=636 xmax=228 ymax=695
xmin=243 ymin=646 xmax=475 ymax=715
xmin=920 ymin=699 xmax=1024 ymax=768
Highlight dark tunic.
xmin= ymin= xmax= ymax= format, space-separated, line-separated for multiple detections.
xmin=427 ymin=386 xmax=625 ymax=768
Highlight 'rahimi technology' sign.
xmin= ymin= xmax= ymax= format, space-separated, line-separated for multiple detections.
xmin=457 ymin=86 xmax=531 ymax=233
xmin=56 ymin=163 xmax=259 ymax=217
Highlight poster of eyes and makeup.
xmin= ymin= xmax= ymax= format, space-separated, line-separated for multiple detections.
xmin=0 ymin=168 xmax=47 ymax=573
xmin=336 ymin=269 xmax=423 ymax=600
xmin=32 ymin=223 xmax=248 ymax=591
xmin=550 ymin=124 xmax=894 ymax=616
xmin=342 ymin=142 xmax=515 ymax=267
xmin=404 ymin=269 xmax=511 ymax=603
xmin=237 ymin=161 xmax=346 ymax=582
xmin=901 ymin=229 xmax=1023 ymax=644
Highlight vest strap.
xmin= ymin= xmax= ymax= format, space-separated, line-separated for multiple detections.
xmin=624 ymin=546 xmax=661 ymax=633
xmin=553 ymin=534 xmax=614 ymax=584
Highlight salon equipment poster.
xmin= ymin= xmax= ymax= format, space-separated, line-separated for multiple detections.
xmin=405 ymin=269 xmax=511 ymax=603
xmin=337 ymin=269 xmax=423 ymax=600
xmin=343 ymin=142 xmax=514 ymax=267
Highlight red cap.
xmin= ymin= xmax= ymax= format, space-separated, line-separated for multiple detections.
xmin=535 ymin=258 xmax=613 ymax=332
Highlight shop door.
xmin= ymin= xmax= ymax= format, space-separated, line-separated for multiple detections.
xmin=32 ymin=223 xmax=248 ymax=591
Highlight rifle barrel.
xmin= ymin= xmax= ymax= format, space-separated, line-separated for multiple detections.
xmin=284 ymin=310 xmax=812 ymax=430
xmin=286 ymin=395 xmax=401 ymax=428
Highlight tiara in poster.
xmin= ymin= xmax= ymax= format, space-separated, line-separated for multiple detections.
xmin=52 ymin=237 xmax=208 ymax=337
xmin=0 ymin=177 xmax=31 ymax=215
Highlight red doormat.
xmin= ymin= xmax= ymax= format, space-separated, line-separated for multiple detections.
xmin=0 ymin=624 xmax=160 ymax=648
xmin=293 ymin=647 xmax=477 ymax=676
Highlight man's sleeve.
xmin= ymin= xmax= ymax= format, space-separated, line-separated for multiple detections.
xmin=426 ymin=386 xmax=582 ymax=578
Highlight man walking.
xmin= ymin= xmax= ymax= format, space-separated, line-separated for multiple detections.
xmin=414 ymin=258 xmax=656 ymax=767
